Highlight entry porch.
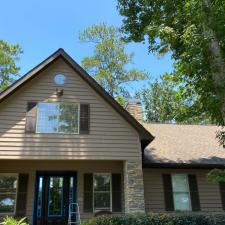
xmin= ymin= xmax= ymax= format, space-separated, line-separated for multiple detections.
xmin=0 ymin=160 xmax=145 ymax=224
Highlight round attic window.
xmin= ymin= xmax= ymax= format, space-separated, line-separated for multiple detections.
xmin=54 ymin=74 xmax=66 ymax=85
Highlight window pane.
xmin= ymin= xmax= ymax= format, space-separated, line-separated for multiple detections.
xmin=48 ymin=177 xmax=63 ymax=216
xmin=94 ymin=192 xmax=110 ymax=210
xmin=58 ymin=104 xmax=79 ymax=133
xmin=0 ymin=175 xmax=17 ymax=213
xmin=172 ymin=175 xmax=189 ymax=192
xmin=93 ymin=175 xmax=111 ymax=211
xmin=94 ymin=175 xmax=110 ymax=192
xmin=37 ymin=103 xmax=79 ymax=134
xmin=174 ymin=193 xmax=191 ymax=211
xmin=37 ymin=103 xmax=58 ymax=133
xmin=0 ymin=194 xmax=16 ymax=213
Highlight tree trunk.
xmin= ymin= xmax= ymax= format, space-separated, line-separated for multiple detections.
xmin=202 ymin=0 xmax=225 ymax=125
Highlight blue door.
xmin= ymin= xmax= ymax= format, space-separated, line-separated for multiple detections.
xmin=33 ymin=172 xmax=77 ymax=225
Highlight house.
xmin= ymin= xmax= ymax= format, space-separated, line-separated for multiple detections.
xmin=0 ymin=49 xmax=224 ymax=225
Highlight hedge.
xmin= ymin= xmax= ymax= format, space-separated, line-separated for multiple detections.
xmin=80 ymin=213 xmax=225 ymax=225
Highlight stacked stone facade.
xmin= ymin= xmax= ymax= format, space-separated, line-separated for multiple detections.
xmin=123 ymin=160 xmax=145 ymax=212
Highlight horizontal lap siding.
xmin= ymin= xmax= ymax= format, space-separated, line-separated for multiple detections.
xmin=143 ymin=169 xmax=223 ymax=212
xmin=0 ymin=160 xmax=124 ymax=223
xmin=0 ymin=58 xmax=140 ymax=160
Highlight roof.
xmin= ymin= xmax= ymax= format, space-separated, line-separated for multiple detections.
xmin=143 ymin=123 xmax=225 ymax=168
xmin=0 ymin=48 xmax=154 ymax=149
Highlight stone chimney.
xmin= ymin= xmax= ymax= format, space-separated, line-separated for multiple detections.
xmin=125 ymin=98 xmax=143 ymax=122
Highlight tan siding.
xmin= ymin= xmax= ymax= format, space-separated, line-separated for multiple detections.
xmin=0 ymin=58 xmax=141 ymax=160
xmin=0 ymin=160 xmax=124 ymax=222
xmin=143 ymin=168 xmax=223 ymax=212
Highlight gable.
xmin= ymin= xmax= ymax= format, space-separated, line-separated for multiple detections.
xmin=0 ymin=49 xmax=154 ymax=149
xmin=0 ymin=57 xmax=143 ymax=160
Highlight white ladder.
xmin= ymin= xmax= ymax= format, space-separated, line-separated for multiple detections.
xmin=68 ymin=203 xmax=81 ymax=225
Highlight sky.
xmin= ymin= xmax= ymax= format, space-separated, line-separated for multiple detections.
xmin=1 ymin=0 xmax=174 ymax=94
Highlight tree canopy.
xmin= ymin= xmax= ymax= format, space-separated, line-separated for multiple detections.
xmin=118 ymin=0 xmax=225 ymax=144
xmin=79 ymin=23 xmax=149 ymax=106
xmin=138 ymin=75 xmax=213 ymax=124
xmin=0 ymin=40 xmax=22 ymax=91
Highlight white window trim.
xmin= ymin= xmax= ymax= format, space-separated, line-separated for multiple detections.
xmin=93 ymin=173 xmax=112 ymax=212
xmin=0 ymin=173 xmax=18 ymax=215
xmin=171 ymin=174 xmax=192 ymax=211
xmin=36 ymin=102 xmax=80 ymax=134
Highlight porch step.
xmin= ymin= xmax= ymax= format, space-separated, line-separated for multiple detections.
xmin=68 ymin=203 xmax=81 ymax=225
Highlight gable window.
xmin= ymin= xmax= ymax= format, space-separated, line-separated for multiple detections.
xmin=172 ymin=174 xmax=191 ymax=211
xmin=0 ymin=174 xmax=18 ymax=214
xmin=36 ymin=102 xmax=79 ymax=134
xmin=93 ymin=174 xmax=111 ymax=211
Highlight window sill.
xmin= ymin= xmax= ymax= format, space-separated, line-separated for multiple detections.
xmin=0 ymin=212 xmax=15 ymax=216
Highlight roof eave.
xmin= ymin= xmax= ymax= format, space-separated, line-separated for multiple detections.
xmin=143 ymin=162 xmax=225 ymax=169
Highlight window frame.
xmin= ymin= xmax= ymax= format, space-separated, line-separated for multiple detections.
xmin=0 ymin=173 xmax=18 ymax=215
xmin=171 ymin=174 xmax=192 ymax=211
xmin=36 ymin=102 xmax=80 ymax=134
xmin=93 ymin=173 xmax=112 ymax=212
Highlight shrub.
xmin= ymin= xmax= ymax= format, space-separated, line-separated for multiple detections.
xmin=0 ymin=217 xmax=29 ymax=225
xmin=80 ymin=213 xmax=225 ymax=225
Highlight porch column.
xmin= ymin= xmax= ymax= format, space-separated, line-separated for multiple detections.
xmin=123 ymin=160 xmax=145 ymax=213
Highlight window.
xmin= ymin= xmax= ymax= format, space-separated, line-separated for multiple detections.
xmin=93 ymin=174 xmax=111 ymax=211
xmin=0 ymin=174 xmax=18 ymax=214
xmin=37 ymin=102 xmax=79 ymax=134
xmin=54 ymin=74 xmax=66 ymax=85
xmin=172 ymin=174 xmax=191 ymax=211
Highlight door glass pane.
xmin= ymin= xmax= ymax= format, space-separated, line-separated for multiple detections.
xmin=174 ymin=193 xmax=191 ymax=211
xmin=48 ymin=177 xmax=63 ymax=216
xmin=69 ymin=177 xmax=74 ymax=204
xmin=37 ymin=177 xmax=43 ymax=217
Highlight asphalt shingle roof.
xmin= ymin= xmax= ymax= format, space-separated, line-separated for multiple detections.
xmin=143 ymin=123 xmax=225 ymax=167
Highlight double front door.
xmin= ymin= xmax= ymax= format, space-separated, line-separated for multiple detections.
xmin=34 ymin=172 xmax=77 ymax=225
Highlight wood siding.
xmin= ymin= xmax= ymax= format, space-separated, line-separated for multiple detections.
xmin=0 ymin=160 xmax=124 ymax=222
xmin=0 ymin=58 xmax=140 ymax=160
xmin=143 ymin=168 xmax=223 ymax=212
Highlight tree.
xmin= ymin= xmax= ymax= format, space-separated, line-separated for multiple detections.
xmin=118 ymin=0 xmax=225 ymax=144
xmin=79 ymin=23 xmax=149 ymax=105
xmin=0 ymin=40 xmax=22 ymax=91
xmin=138 ymin=75 xmax=213 ymax=123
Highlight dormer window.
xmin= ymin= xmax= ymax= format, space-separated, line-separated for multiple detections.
xmin=36 ymin=102 xmax=79 ymax=134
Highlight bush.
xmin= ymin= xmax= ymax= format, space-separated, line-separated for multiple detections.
xmin=0 ymin=217 xmax=29 ymax=225
xmin=80 ymin=213 xmax=225 ymax=225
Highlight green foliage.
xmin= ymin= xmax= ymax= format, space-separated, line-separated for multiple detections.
xmin=80 ymin=213 xmax=225 ymax=225
xmin=79 ymin=23 xmax=149 ymax=104
xmin=208 ymin=169 xmax=225 ymax=182
xmin=0 ymin=217 xmax=28 ymax=225
xmin=117 ymin=0 xmax=225 ymax=136
xmin=138 ymin=75 xmax=212 ymax=123
xmin=0 ymin=40 xmax=22 ymax=91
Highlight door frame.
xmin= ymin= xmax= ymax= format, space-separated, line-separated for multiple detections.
xmin=32 ymin=171 xmax=78 ymax=225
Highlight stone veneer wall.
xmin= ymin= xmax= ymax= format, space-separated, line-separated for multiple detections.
xmin=123 ymin=160 xmax=145 ymax=212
